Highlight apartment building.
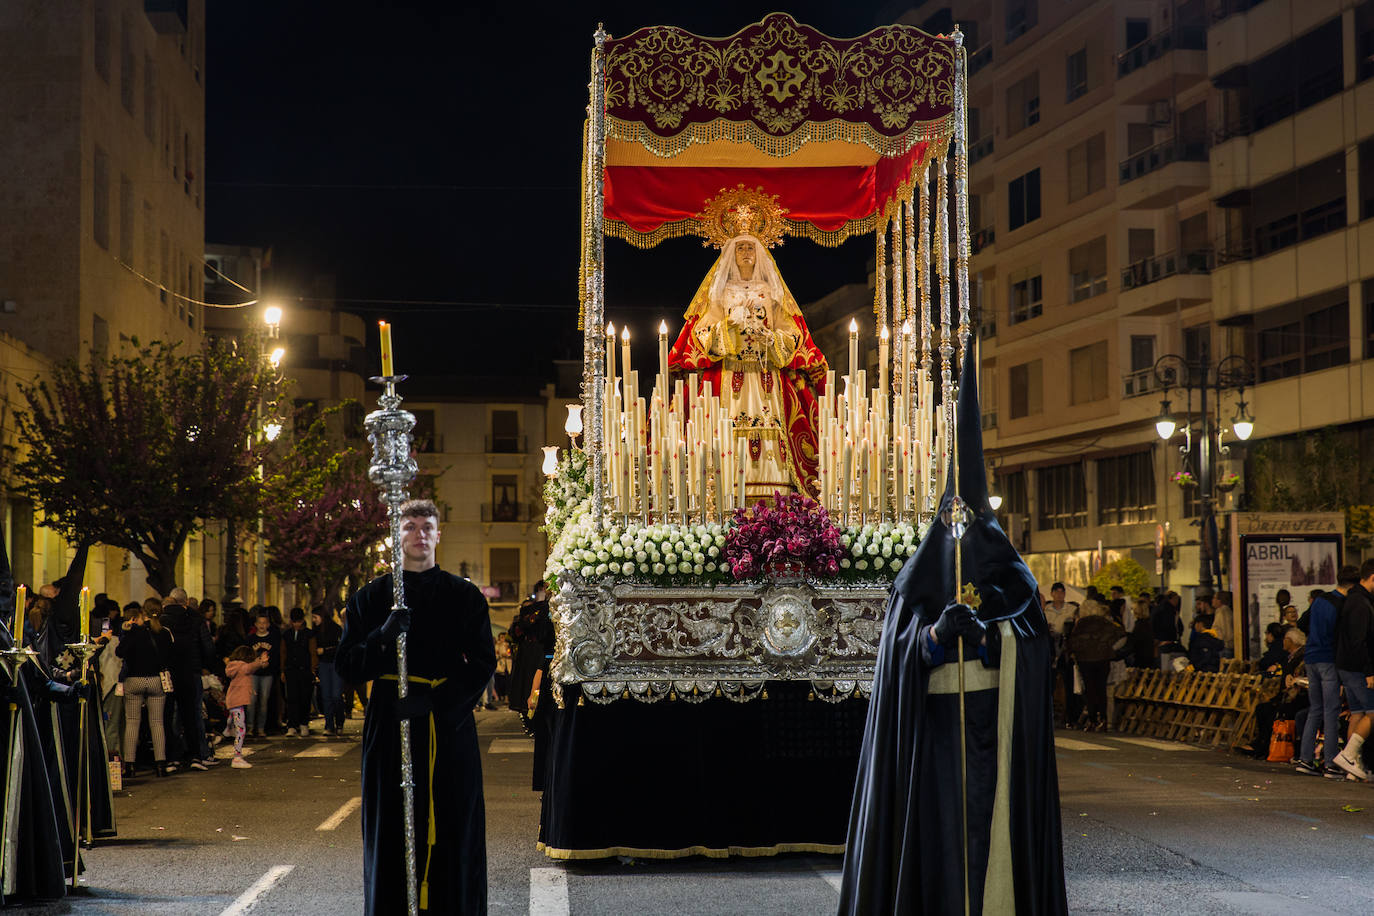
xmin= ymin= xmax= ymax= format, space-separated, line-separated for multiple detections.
xmin=0 ymin=1 xmax=210 ymax=599
xmin=889 ymin=0 xmax=1374 ymax=592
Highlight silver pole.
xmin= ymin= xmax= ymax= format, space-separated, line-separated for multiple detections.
xmin=365 ymin=376 xmax=419 ymax=916
xmin=588 ymin=26 xmax=609 ymax=531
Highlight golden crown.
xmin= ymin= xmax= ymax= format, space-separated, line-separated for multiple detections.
xmin=696 ymin=184 xmax=788 ymax=249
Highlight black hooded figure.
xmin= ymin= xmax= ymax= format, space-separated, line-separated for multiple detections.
xmin=838 ymin=337 xmax=1067 ymax=915
xmin=31 ymin=546 xmax=116 ymax=845
xmin=0 ymin=535 xmax=68 ymax=904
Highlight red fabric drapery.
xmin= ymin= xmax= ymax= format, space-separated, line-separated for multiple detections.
xmin=604 ymin=143 xmax=927 ymax=242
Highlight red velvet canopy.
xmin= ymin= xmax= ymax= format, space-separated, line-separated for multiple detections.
xmin=597 ymin=13 xmax=958 ymax=247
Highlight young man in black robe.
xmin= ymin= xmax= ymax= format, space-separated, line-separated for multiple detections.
xmin=337 ymin=498 xmax=496 ymax=914
xmin=839 ymin=339 xmax=1067 ymax=915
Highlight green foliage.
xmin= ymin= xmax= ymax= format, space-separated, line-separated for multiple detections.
xmin=1090 ymin=557 xmax=1150 ymax=598
xmin=1247 ymin=427 xmax=1362 ymax=512
xmin=541 ymin=448 xmax=589 ymax=545
xmin=13 ymin=338 xmax=283 ymax=595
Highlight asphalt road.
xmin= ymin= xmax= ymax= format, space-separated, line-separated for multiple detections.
xmin=54 ymin=712 xmax=1374 ymax=915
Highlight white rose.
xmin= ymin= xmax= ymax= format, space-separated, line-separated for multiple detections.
xmin=635 ymin=551 xmax=647 ymax=563
xmin=694 ymin=552 xmax=705 ymax=564
xmin=638 ymin=563 xmax=650 ymax=573
xmin=852 ymin=544 xmax=864 ymax=557
xmin=595 ymin=563 xmax=608 ymax=576
xmin=596 ymin=550 xmax=610 ymax=562
xmin=907 ymin=544 xmax=918 ymax=556
xmin=705 ymin=562 xmax=717 ymax=572
xmin=621 ymin=562 xmax=635 ymax=576
xmin=715 ymin=535 xmax=726 ymax=548
xmin=866 ymin=543 xmax=879 ymax=556
xmin=856 ymin=559 xmax=869 ymax=570
xmin=611 ymin=544 xmax=624 ymax=558
xmin=841 ymin=558 xmax=851 ymax=569
xmin=665 ymin=552 xmax=677 ymax=564
xmin=667 ymin=564 xmax=678 ymax=575
xmin=580 ymin=566 xmax=594 ymax=577
xmin=653 ymin=562 xmax=666 ymax=575
xmin=872 ymin=558 xmax=886 ymax=571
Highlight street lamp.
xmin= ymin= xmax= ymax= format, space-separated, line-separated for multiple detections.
xmin=263 ymin=304 xmax=283 ymax=332
xmin=1151 ymin=353 xmax=1255 ymax=596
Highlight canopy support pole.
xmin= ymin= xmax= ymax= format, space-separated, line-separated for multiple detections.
xmin=587 ymin=26 xmax=609 ymax=531
xmin=918 ymin=165 xmax=934 ymax=522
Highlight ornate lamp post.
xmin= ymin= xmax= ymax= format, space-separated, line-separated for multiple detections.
xmin=1152 ymin=353 xmax=1255 ymax=595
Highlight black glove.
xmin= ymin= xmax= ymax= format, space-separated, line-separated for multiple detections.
xmin=378 ymin=608 xmax=410 ymax=641
xmin=71 ymin=681 xmax=92 ymax=701
xmin=47 ymin=680 xmax=79 ymax=704
xmin=932 ymin=602 xmax=985 ymax=647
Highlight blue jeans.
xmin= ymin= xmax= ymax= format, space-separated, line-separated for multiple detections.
xmin=248 ymin=674 xmax=275 ymax=732
xmin=1302 ymin=661 xmax=1340 ymax=765
xmin=317 ymin=661 xmax=344 ymax=731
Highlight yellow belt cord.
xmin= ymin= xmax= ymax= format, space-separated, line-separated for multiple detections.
xmin=381 ymin=674 xmax=447 ymax=910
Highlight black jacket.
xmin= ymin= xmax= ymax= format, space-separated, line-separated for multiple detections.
xmin=115 ymin=623 xmax=175 ymax=679
xmin=161 ymin=604 xmax=215 ymax=672
xmin=1335 ymin=583 xmax=1373 ymax=676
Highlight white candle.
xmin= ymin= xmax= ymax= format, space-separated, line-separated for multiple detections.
xmin=879 ymin=325 xmax=890 ymax=407
xmin=848 ymin=318 xmax=859 ymax=392
xmin=621 ymin=326 xmax=632 ymax=382
xmin=658 ymin=320 xmax=670 ymax=394
xmin=606 ymin=322 xmax=616 ymax=381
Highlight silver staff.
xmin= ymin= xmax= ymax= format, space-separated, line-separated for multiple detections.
xmin=366 ymin=374 xmax=420 ymax=916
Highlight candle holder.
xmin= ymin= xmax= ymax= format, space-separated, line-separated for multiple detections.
xmin=365 ymin=373 xmax=421 ymax=916
xmin=63 ymin=637 xmax=101 ymax=869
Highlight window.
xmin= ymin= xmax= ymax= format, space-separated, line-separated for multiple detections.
xmin=491 ymin=475 xmax=520 ymax=522
xmin=1006 ymin=72 xmax=1040 ymax=135
xmin=119 ymin=14 xmax=135 ymax=114
xmin=1250 ymin=153 xmax=1345 ymax=257
xmin=1097 ymin=451 xmax=1156 ymax=526
xmin=1066 ymin=134 xmax=1105 ymax=202
xmin=1360 ymin=1 xmax=1374 ymax=82
xmin=998 ymin=470 xmax=1028 ymax=516
xmin=93 ymin=147 xmax=109 ymax=250
xmin=1365 ymin=280 xmax=1374 ymax=359
xmin=1006 ymin=0 xmax=1038 ymax=42
xmin=1037 ymin=462 xmax=1087 ymax=530
xmin=1069 ymin=341 xmax=1109 ymax=405
xmin=142 ymin=201 xmax=154 ymax=276
xmin=1255 ymin=289 xmax=1349 ymax=380
xmin=1066 ymin=48 xmax=1088 ymax=101
xmin=1124 ymin=335 xmax=1156 ymax=397
xmin=1184 ymin=323 xmax=1211 ymax=367
xmin=1360 ymin=139 xmax=1374 ymax=221
xmin=144 ymin=55 xmax=156 ymax=141
xmin=118 ymin=174 xmax=133 ymax=265
xmin=488 ymin=548 xmax=522 ymax=605
xmin=1008 ymin=168 xmax=1041 ymax=230
xmin=1068 ymin=237 xmax=1107 ymax=302
xmin=158 ymin=230 xmax=170 ymax=303
xmin=411 ymin=409 xmax=438 ymax=453
xmin=93 ymin=0 xmax=110 ymax=82
xmin=489 ymin=409 xmax=520 ymax=453
xmin=1009 ymin=360 xmax=1043 ymax=419
xmin=92 ymin=313 xmax=109 ymax=360
xmin=1008 ymin=268 xmax=1043 ymax=324
xmin=1248 ymin=19 xmax=1343 ymax=131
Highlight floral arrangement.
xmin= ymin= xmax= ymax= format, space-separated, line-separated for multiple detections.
xmin=1171 ymin=470 xmax=1197 ymax=487
xmin=541 ymin=447 xmax=589 ymax=545
xmin=545 ymin=514 xmax=732 ymax=589
xmin=544 ymin=490 xmax=926 ymax=589
xmin=724 ymin=492 xmax=844 ymax=579
xmin=1218 ymin=471 xmax=1241 ymax=488
xmin=838 ymin=521 xmax=923 ymax=582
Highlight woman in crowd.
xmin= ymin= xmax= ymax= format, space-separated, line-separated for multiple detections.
xmin=1245 ymin=627 xmax=1308 ymax=758
xmin=215 ymin=606 xmax=248 ymax=661
xmin=1068 ymin=599 xmax=1126 ymax=732
xmin=1128 ymin=596 xmax=1156 ymax=669
xmin=115 ymin=599 xmax=175 ymax=777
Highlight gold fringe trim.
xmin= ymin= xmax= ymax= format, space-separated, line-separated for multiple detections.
xmin=606 ymin=214 xmax=880 ymax=250
xmin=536 ymin=840 xmax=846 ymax=861
xmin=606 ymin=114 xmax=955 ymax=162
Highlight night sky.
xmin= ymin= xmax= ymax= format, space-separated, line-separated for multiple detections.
xmin=206 ymin=2 xmax=894 ymax=392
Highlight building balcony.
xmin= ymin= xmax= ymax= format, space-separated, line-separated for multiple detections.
xmin=1118 ymin=249 xmax=1214 ymax=315
xmin=481 ymin=501 xmax=536 ymax=524
xmin=969 ymin=135 xmax=994 ymax=166
xmin=1115 ymin=25 xmax=1208 ymax=105
xmin=1212 ymin=223 xmax=1354 ymax=322
xmin=1121 ymin=367 xmax=1163 ymax=400
xmin=972 ymin=226 xmax=995 ymax=255
xmin=1117 ymin=138 xmax=1210 ymax=209
xmin=968 ymin=43 xmax=993 ymax=78
xmin=484 ymin=434 xmax=527 ymax=455
xmin=144 ymin=0 xmax=188 ymax=34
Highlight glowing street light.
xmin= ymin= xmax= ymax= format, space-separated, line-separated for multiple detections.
xmin=269 ymin=347 xmax=286 ymax=369
xmin=542 ymin=446 xmax=560 ymax=477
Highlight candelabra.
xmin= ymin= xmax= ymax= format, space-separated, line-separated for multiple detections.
xmin=64 ymin=636 xmax=101 ymax=884
xmin=365 ymin=374 xmax=419 ymax=916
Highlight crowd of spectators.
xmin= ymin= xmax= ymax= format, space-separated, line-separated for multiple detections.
xmin=1043 ymin=558 xmax=1374 ymax=785
xmin=21 ymin=588 xmax=369 ymax=778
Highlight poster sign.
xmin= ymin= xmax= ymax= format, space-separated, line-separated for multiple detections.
xmin=1231 ymin=513 xmax=1344 ymax=660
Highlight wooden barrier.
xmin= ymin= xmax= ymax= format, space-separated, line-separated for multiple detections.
xmin=1111 ymin=668 xmax=1266 ymax=749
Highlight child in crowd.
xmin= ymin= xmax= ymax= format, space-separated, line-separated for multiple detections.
xmin=224 ymin=645 xmax=268 ymax=769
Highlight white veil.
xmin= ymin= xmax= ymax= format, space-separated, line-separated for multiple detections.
xmin=708 ymin=234 xmax=785 ymax=307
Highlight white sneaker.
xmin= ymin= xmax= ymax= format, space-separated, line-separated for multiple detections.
xmin=297 ymin=726 xmax=310 ymax=737
xmin=231 ymin=756 xmax=252 ymax=769
xmin=1335 ymin=752 xmax=1370 ymax=781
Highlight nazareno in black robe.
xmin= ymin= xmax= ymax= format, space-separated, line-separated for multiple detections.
xmin=337 ymin=566 xmax=496 ymax=915
xmin=0 ymin=620 xmax=68 ymax=905
xmin=838 ymin=337 xmax=1067 ymax=915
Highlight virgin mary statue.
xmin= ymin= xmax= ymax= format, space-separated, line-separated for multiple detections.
xmin=668 ymin=187 xmax=828 ymax=499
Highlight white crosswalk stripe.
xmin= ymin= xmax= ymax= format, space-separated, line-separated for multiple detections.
xmin=1055 ymin=736 xmax=1117 ymax=751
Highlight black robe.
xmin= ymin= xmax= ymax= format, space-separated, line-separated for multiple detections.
xmin=0 ymin=624 xmax=67 ymax=905
xmin=839 ymin=334 xmax=1066 ymax=915
xmin=337 ymin=566 xmax=496 ymax=915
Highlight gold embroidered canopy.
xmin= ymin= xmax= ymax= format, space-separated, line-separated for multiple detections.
xmin=597 ymin=13 xmax=959 ymax=248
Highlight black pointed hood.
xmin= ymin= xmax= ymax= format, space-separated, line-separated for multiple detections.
xmin=893 ymin=335 xmax=1043 ymax=628
xmin=34 ymin=543 xmax=89 ymax=666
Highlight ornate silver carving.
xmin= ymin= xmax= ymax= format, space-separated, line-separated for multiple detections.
xmin=365 ymin=375 xmax=419 ymax=916
xmin=551 ymin=577 xmax=888 ymax=703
